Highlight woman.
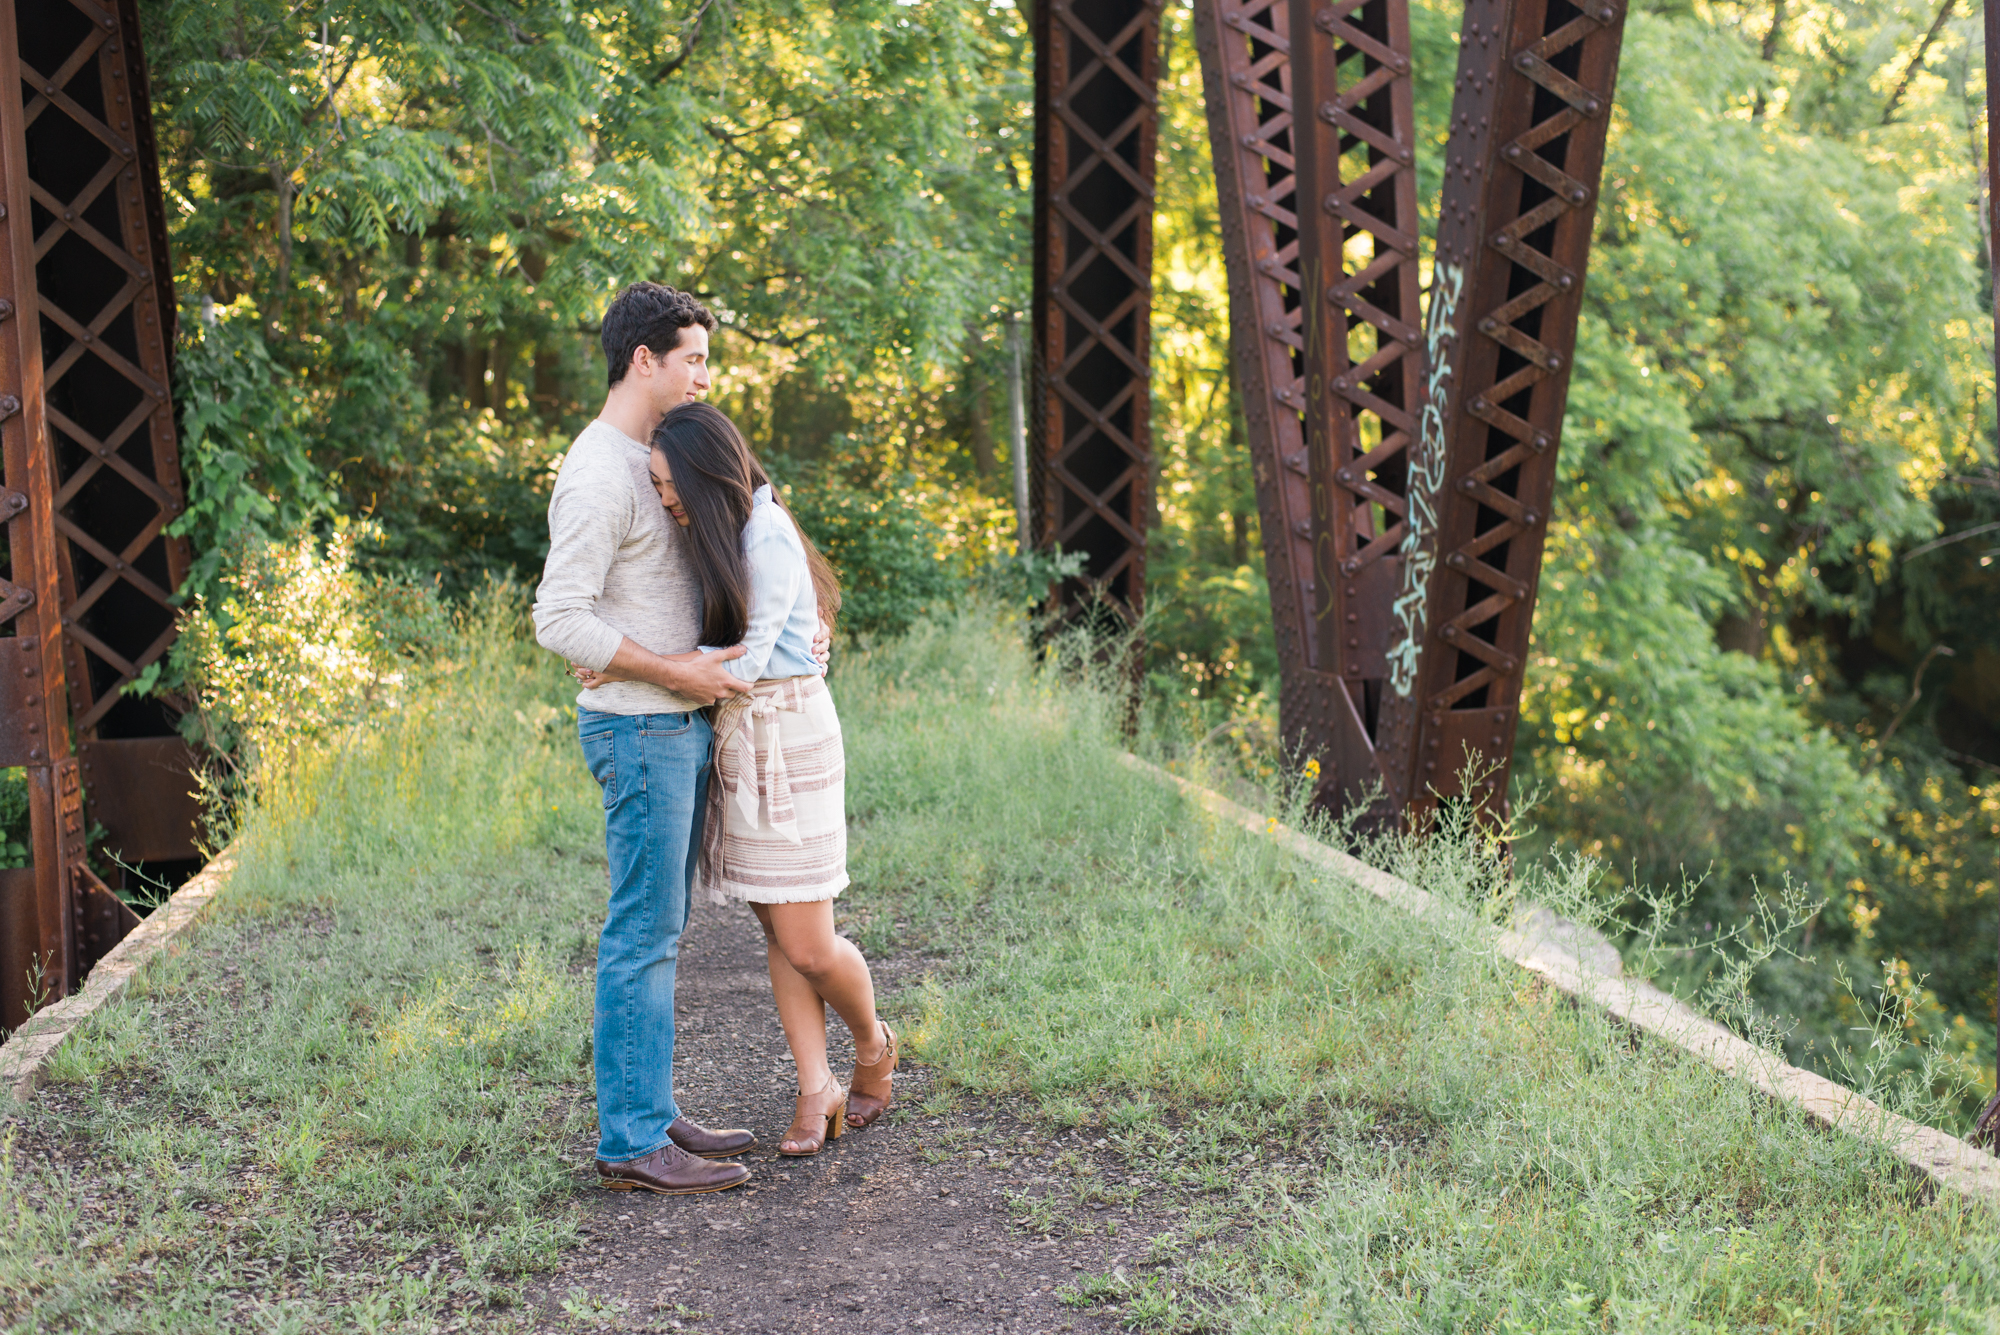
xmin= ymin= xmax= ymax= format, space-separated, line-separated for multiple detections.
xmin=584 ymin=402 xmax=895 ymax=1156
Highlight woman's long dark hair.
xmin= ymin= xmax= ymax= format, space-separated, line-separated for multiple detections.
xmin=650 ymin=402 xmax=842 ymax=648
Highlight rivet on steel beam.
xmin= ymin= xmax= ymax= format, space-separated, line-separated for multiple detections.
xmin=0 ymin=395 xmax=18 ymax=418
xmin=1320 ymin=102 xmax=1338 ymax=124
xmin=1457 ymin=477 xmax=1477 ymax=493
xmin=1471 ymin=398 xmax=1490 ymax=413
xmin=1348 ymin=665 xmax=1362 ymax=675
xmin=0 ymin=299 xmax=10 ymax=320
xmin=1441 ymin=625 xmax=1459 ymax=640
xmin=1479 ymin=318 xmax=1497 ymax=333
xmin=1341 ymin=558 xmax=1360 ymax=575
xmin=1241 ymin=134 xmax=1256 ymax=147
xmin=1546 ymin=354 xmax=1564 ymax=370
xmin=1523 ymin=510 xmax=1542 ymax=526
xmin=1347 ymin=638 xmax=1359 ymax=649
xmin=1571 ymin=187 xmax=1589 ymax=203
xmin=1335 ymin=468 xmax=1353 ymax=484
xmin=1333 ymin=377 xmax=1348 ymax=390
xmin=1597 ymin=5 xmax=1615 ymax=18
xmin=1532 ymin=433 xmax=1552 ymax=451
xmin=1447 ymin=552 xmax=1468 ymax=569
xmin=1248 ymin=195 xmax=1266 ymax=208
xmin=1346 ymin=587 xmax=1357 ymax=597
xmin=1232 ymin=73 xmax=1248 ymax=87
xmin=1516 ymin=53 xmax=1533 ymax=69
xmin=1584 ymin=99 xmax=1601 ymax=115
xmin=1503 ymin=144 xmax=1521 ymax=160
xmin=1426 ymin=761 xmax=1436 ymax=771
xmin=1557 ymin=274 xmax=1575 ymax=290
xmin=1493 ymin=234 xmax=1511 ymax=248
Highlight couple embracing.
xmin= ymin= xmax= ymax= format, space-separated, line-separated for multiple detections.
xmin=531 ymin=282 xmax=893 ymax=1195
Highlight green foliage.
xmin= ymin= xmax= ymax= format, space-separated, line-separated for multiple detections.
xmin=149 ymin=0 xmax=1030 ymax=600
xmin=176 ymin=527 xmax=452 ymax=779
xmin=775 ymin=458 xmax=960 ymax=641
xmin=0 ymin=769 xmax=26 ymax=871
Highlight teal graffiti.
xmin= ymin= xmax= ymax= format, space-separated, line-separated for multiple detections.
xmin=1387 ymin=262 xmax=1465 ymax=698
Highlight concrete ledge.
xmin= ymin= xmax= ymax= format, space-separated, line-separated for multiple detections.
xmin=1124 ymin=755 xmax=2000 ymax=1208
xmin=0 ymin=848 xmax=235 ymax=1101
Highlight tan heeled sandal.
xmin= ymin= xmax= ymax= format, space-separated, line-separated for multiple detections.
xmin=846 ymin=1020 xmax=898 ymax=1131
xmin=779 ymin=1076 xmax=847 ymax=1157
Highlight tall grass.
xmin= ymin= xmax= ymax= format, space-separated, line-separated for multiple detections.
xmin=836 ymin=612 xmax=2000 ymax=1332
xmin=0 ymin=593 xmax=608 ymax=1330
xmin=2 ymin=599 xmax=1994 ymax=1332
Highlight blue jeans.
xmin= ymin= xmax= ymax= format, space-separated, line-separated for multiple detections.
xmin=577 ymin=707 xmax=712 ymax=1163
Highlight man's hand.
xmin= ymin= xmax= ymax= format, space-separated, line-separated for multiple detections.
xmin=812 ymin=616 xmax=833 ymax=668
xmin=668 ymin=646 xmax=752 ymax=704
xmin=579 ymin=638 xmax=751 ymax=705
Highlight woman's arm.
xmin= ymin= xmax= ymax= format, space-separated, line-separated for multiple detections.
xmin=724 ymin=509 xmax=807 ymax=682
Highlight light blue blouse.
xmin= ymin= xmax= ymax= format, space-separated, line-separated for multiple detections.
xmin=711 ymin=484 xmax=824 ymax=682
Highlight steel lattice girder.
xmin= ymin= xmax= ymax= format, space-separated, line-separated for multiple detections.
xmin=1032 ymin=0 xmax=1161 ymax=618
xmin=1 ymin=0 xmax=192 ymax=1030
xmin=1376 ymin=0 xmax=1628 ymax=820
xmin=1193 ymin=0 xmax=1423 ymax=813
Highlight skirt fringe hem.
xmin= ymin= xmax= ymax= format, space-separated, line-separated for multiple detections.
xmin=705 ymin=874 xmax=849 ymax=907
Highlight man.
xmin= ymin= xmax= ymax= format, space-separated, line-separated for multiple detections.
xmin=533 ymin=282 xmax=765 ymax=1194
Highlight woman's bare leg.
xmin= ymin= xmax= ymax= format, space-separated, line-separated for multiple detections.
xmin=750 ymin=900 xmax=886 ymax=1081
xmin=751 ymin=903 xmax=834 ymax=1097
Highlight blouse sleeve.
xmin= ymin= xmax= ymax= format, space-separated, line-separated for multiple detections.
xmin=725 ymin=508 xmax=806 ymax=682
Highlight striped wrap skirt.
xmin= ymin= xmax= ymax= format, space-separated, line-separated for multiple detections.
xmin=697 ymin=673 xmax=850 ymax=905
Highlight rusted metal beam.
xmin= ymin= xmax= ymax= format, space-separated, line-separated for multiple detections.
xmin=1193 ymin=0 xmax=1422 ymax=813
xmin=1377 ymin=0 xmax=1628 ymax=821
xmin=1032 ymin=0 xmax=1161 ymax=618
xmin=0 ymin=0 xmax=76 ymax=1030
xmin=2 ymin=0 xmax=195 ymax=1030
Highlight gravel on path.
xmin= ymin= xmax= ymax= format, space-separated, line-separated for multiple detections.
xmin=528 ymin=901 xmax=1151 ymax=1335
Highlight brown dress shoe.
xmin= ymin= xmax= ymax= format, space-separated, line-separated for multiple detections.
xmin=668 ymin=1116 xmax=756 ymax=1159
xmin=597 ymin=1142 xmax=750 ymax=1195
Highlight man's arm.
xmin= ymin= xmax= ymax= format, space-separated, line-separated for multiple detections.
xmin=591 ymin=637 xmax=751 ymax=703
xmin=532 ymin=461 xmax=633 ymax=672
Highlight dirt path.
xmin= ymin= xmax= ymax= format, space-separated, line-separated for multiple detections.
xmin=528 ymin=902 xmax=1150 ymax=1334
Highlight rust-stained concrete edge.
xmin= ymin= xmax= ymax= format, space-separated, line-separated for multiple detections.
xmin=0 ymin=848 xmax=235 ymax=1102
xmin=1121 ymin=754 xmax=2000 ymax=1208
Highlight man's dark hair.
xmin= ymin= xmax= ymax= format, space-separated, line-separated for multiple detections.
xmin=601 ymin=282 xmax=717 ymax=387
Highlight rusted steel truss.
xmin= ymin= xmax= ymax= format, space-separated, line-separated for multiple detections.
xmin=2 ymin=0 xmax=196 ymax=1032
xmin=1191 ymin=0 xmax=1623 ymax=824
xmin=1376 ymin=0 xmax=1628 ymax=820
xmin=1032 ymin=0 xmax=1161 ymax=618
xmin=1193 ymin=0 xmax=1423 ymax=812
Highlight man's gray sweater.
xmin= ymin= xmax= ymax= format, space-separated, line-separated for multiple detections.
xmin=532 ymin=420 xmax=705 ymax=715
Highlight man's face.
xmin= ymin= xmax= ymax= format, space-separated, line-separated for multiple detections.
xmin=632 ymin=325 xmax=711 ymax=419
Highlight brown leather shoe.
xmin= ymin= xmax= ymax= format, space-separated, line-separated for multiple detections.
xmin=668 ymin=1116 xmax=756 ymax=1159
xmin=596 ymin=1142 xmax=750 ymax=1195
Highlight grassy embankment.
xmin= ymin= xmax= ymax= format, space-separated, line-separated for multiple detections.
xmin=1 ymin=601 xmax=1996 ymax=1332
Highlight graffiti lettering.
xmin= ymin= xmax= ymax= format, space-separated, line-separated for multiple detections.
xmin=1386 ymin=262 xmax=1464 ymax=698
